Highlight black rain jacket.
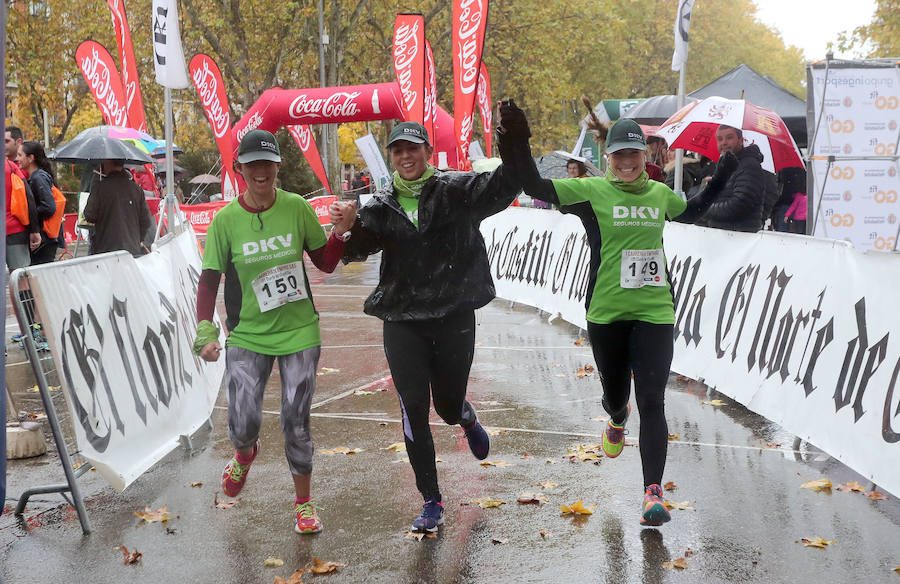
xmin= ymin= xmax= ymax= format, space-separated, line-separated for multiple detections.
xmin=702 ymin=144 xmax=769 ymax=232
xmin=343 ymin=167 xmax=519 ymax=321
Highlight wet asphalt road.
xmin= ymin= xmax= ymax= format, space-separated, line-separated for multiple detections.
xmin=3 ymin=256 xmax=900 ymax=584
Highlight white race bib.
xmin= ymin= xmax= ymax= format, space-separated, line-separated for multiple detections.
xmin=620 ymin=249 xmax=665 ymax=289
xmin=251 ymin=261 xmax=308 ymax=312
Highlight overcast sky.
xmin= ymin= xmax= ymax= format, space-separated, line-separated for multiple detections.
xmin=752 ymin=0 xmax=877 ymax=60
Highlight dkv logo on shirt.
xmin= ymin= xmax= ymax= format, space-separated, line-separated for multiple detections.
xmin=613 ymin=206 xmax=661 ymax=220
xmin=243 ymin=233 xmax=294 ymax=256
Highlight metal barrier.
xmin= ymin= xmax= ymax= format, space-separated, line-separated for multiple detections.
xmin=8 ymin=268 xmax=92 ymax=533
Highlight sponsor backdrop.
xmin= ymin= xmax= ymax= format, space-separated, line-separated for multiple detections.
xmin=26 ymin=230 xmax=225 ymax=490
xmin=807 ymin=65 xmax=900 ymax=250
xmin=481 ymin=208 xmax=900 ymax=496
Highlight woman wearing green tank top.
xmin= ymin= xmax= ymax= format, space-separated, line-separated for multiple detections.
xmin=498 ymin=100 xmax=734 ymax=526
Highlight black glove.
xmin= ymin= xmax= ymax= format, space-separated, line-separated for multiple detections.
xmin=498 ymin=98 xmax=531 ymax=141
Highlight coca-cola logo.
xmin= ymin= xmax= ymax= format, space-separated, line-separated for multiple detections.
xmin=477 ymin=69 xmax=490 ymax=118
xmin=394 ymin=21 xmax=421 ymax=113
xmin=459 ymin=112 xmax=474 ymax=143
xmin=188 ymin=210 xmax=212 ymax=225
xmin=192 ymin=59 xmax=231 ymax=139
xmin=80 ymin=46 xmax=128 ymax=127
xmin=288 ymin=91 xmax=362 ymax=120
xmin=289 ymin=125 xmax=312 ymax=152
xmin=236 ymin=111 xmax=263 ymax=142
xmin=455 ymin=0 xmax=484 ymax=95
xmin=424 ymin=45 xmax=437 ymax=124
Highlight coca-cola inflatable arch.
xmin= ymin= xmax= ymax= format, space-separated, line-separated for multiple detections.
xmin=232 ymin=82 xmax=459 ymax=169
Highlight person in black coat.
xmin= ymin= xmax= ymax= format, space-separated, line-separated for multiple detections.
xmin=329 ymin=118 xmax=520 ymax=534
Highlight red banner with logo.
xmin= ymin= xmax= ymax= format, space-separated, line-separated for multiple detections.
xmin=451 ymin=0 xmax=489 ymax=171
xmin=105 ymin=0 xmax=147 ymax=132
xmin=476 ymin=62 xmax=492 ymax=156
xmin=308 ymin=195 xmax=338 ymax=226
xmin=175 ymin=201 xmax=228 ymax=235
xmin=189 ymin=54 xmax=241 ymax=200
xmin=392 ymin=13 xmax=426 ymax=126
xmin=288 ymin=125 xmax=332 ymax=195
xmin=424 ymin=40 xmax=438 ymax=162
xmin=75 ymin=40 xmax=130 ymax=127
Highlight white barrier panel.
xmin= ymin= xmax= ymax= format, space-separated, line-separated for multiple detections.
xmin=27 ymin=229 xmax=226 ymax=490
xmin=481 ymin=209 xmax=900 ymax=495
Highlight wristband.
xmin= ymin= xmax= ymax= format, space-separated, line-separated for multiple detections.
xmin=193 ymin=320 xmax=221 ymax=355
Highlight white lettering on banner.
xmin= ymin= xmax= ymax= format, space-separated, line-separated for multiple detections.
xmin=152 ymin=5 xmax=168 ymax=66
xmin=480 ymin=208 xmax=900 ymax=497
xmin=107 ymin=1 xmax=136 ymax=111
xmin=26 ymin=230 xmax=225 ymax=490
xmin=288 ymin=92 xmax=362 ymax=121
xmin=459 ymin=112 xmax=474 ymax=146
xmin=242 ymin=234 xmax=294 ymax=256
xmin=394 ymin=21 xmax=421 ymax=112
xmin=455 ymin=0 xmax=484 ymax=94
xmin=80 ymin=47 xmax=128 ymax=127
xmin=192 ymin=60 xmax=230 ymax=138
xmin=289 ymin=125 xmax=312 ymax=152
xmin=236 ymin=111 xmax=263 ymax=142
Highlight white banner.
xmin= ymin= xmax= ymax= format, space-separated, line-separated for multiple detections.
xmin=481 ymin=209 xmax=900 ymax=496
xmin=355 ymin=134 xmax=391 ymax=191
xmin=151 ymin=0 xmax=189 ymax=89
xmin=671 ymin=0 xmax=695 ymax=72
xmin=808 ymin=65 xmax=900 ymax=250
xmin=27 ymin=229 xmax=225 ymax=490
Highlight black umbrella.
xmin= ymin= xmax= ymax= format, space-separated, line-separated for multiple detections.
xmin=48 ymin=130 xmax=154 ymax=165
xmin=622 ymin=95 xmax=698 ymax=125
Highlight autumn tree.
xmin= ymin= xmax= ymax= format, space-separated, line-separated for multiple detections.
xmin=836 ymin=0 xmax=900 ymax=58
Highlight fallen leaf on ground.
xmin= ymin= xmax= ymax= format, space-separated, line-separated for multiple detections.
xmin=545 ymin=458 xmax=558 ymax=464
xmin=134 ymin=506 xmax=172 ymax=523
xmin=316 ymin=367 xmax=340 ymax=375
xmin=435 ymin=457 xmax=444 ymax=463
xmin=490 ymin=537 xmax=508 ymax=544
xmin=384 ymin=442 xmax=406 ymax=452
xmin=538 ymin=481 xmax=558 ymax=489
xmin=567 ymin=444 xmax=603 ymax=463
xmin=866 ymin=491 xmax=888 ymax=500
xmin=308 ymin=558 xmax=343 ymax=575
xmin=663 ymin=500 xmax=694 ymax=511
xmin=560 ymin=500 xmax=595 ymax=515
xmin=521 ymin=453 xmax=533 ymax=459
xmin=894 ymin=566 xmax=900 ymax=576
xmin=800 ymin=478 xmax=832 ymax=492
xmin=214 ymin=493 xmax=239 ymax=509
xmin=480 ymin=460 xmax=511 ymax=467
xmin=701 ymin=399 xmax=726 ymax=406
xmin=354 ymin=390 xmax=376 ymax=396
xmin=26 ymin=385 xmax=39 ymax=393
xmin=764 ymin=441 xmax=782 ymax=448
xmin=117 ymin=545 xmax=142 ymax=564
xmin=464 ymin=497 xmax=506 ymax=509
xmin=391 ymin=457 xmax=410 ymax=464
xmin=405 ymin=531 xmax=437 ymax=541
xmin=274 ymin=569 xmax=306 ymax=584
xmin=189 ymin=482 xmax=203 ymax=488
xmin=575 ymin=364 xmax=595 ymax=378
xmin=319 ymin=446 xmax=363 ymax=455
xmin=835 ymin=481 xmax=866 ymax=492
xmin=539 ymin=529 xmax=552 ymax=539
xmin=517 ymin=492 xmax=548 ymax=505
xmin=662 ymin=558 xmax=688 ymax=570
xmin=663 ymin=481 xmax=677 ymax=491
xmin=25 ymin=413 xmax=47 ymax=421
xmin=486 ymin=429 xmax=507 ymax=436
xmin=668 ymin=433 xmax=680 ymax=441
xmin=574 ymin=337 xmax=586 ymax=346
xmin=165 ymin=527 xmax=177 ymax=535
xmin=264 ymin=557 xmax=284 ymax=568
xmin=684 ymin=548 xmax=694 ymax=557
xmin=800 ymin=537 xmax=836 ymax=549
xmin=584 ymin=364 xmax=595 ymax=373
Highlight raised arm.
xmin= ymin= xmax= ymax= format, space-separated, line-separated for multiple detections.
xmin=497 ymin=99 xmax=559 ymax=205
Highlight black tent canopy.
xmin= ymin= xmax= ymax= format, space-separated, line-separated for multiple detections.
xmin=688 ymin=64 xmax=808 ymax=148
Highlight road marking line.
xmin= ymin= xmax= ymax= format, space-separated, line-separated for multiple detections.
xmin=310 ymin=375 xmax=393 ymax=409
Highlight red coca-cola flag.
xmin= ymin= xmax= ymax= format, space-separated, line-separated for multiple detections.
xmin=75 ymin=41 xmax=130 ymax=127
xmin=180 ymin=201 xmax=228 ymax=235
xmin=307 ymin=195 xmax=339 ymax=226
xmin=476 ymin=62 xmax=492 ymax=157
xmin=451 ymin=0 xmax=489 ymax=170
xmin=424 ymin=40 xmax=438 ymax=162
xmin=189 ymin=54 xmax=241 ymax=200
xmin=105 ymin=0 xmax=147 ymax=132
xmin=392 ymin=13 xmax=426 ymax=126
xmin=287 ymin=125 xmax=332 ymax=195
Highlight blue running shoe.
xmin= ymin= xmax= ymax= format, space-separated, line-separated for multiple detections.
xmin=463 ymin=421 xmax=490 ymax=460
xmin=412 ymin=499 xmax=444 ymax=533
xmin=640 ymin=484 xmax=671 ymax=527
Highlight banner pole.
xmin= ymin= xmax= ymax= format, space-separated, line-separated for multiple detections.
xmin=674 ymin=67 xmax=686 ymax=197
xmin=164 ymin=86 xmax=177 ymax=236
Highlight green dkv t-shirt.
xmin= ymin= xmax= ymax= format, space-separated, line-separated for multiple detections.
xmin=202 ymin=189 xmax=328 ymax=355
xmin=552 ymin=178 xmax=687 ymax=325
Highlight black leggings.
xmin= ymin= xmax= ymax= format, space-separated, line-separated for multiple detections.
xmin=383 ymin=310 xmax=478 ymax=502
xmin=588 ymin=321 xmax=673 ymax=488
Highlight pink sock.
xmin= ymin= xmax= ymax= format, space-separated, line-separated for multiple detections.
xmin=295 ymin=495 xmax=311 ymax=504
xmin=235 ymin=450 xmax=254 ymax=465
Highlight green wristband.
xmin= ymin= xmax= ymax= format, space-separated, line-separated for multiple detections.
xmin=193 ymin=320 xmax=221 ymax=355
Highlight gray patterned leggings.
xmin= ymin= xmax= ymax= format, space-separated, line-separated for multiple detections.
xmin=225 ymin=345 xmax=321 ymax=476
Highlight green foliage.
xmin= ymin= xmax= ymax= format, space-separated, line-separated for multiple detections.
xmin=836 ymin=0 xmax=900 ymax=58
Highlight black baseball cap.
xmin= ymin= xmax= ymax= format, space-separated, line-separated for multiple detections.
xmin=388 ymin=122 xmax=431 ymax=147
xmin=606 ymin=119 xmax=647 ymax=153
xmin=237 ymin=129 xmax=282 ymax=163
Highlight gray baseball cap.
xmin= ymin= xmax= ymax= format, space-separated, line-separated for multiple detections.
xmin=388 ymin=121 xmax=431 ymax=147
xmin=237 ymin=129 xmax=282 ymax=163
xmin=606 ymin=119 xmax=647 ymax=153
